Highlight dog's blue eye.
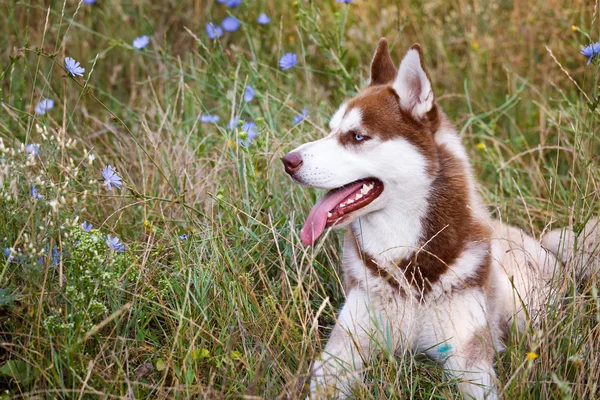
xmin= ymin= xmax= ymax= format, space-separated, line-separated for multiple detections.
xmin=354 ymin=133 xmax=365 ymax=141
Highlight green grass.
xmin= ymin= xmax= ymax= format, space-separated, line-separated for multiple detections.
xmin=0 ymin=0 xmax=599 ymax=398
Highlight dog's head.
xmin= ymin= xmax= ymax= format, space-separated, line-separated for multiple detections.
xmin=283 ymin=39 xmax=442 ymax=246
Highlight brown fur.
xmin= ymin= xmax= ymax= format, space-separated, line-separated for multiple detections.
xmin=369 ymin=38 xmax=398 ymax=86
xmin=463 ymin=329 xmax=495 ymax=367
xmin=400 ymin=144 xmax=491 ymax=293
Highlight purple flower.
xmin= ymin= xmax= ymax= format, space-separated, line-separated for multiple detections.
xmin=222 ymin=16 xmax=240 ymax=32
xmin=65 ymin=57 xmax=85 ymax=77
xmin=257 ymin=13 xmax=270 ymax=24
xmin=244 ymin=85 xmax=255 ymax=102
xmin=228 ymin=116 xmax=241 ymax=130
xmin=292 ymin=108 xmax=308 ymax=124
xmin=102 ymin=165 xmax=123 ymax=191
xmin=239 ymin=121 xmax=258 ymax=146
xmin=106 ymin=235 xmax=125 ymax=252
xmin=83 ymin=0 xmax=96 ymax=4
xmin=581 ymin=42 xmax=600 ymax=65
xmin=133 ymin=35 xmax=150 ymax=50
xmin=51 ymin=246 xmax=61 ymax=266
xmin=179 ymin=234 xmax=188 ymax=240
xmin=3 ymin=248 xmax=18 ymax=263
xmin=206 ymin=23 xmax=223 ymax=39
xmin=35 ymin=99 xmax=54 ymax=115
xmin=30 ymin=184 xmax=43 ymax=200
xmin=336 ymin=0 xmax=353 ymax=2
xmin=200 ymin=114 xmax=220 ymax=123
xmin=279 ymin=53 xmax=297 ymax=70
xmin=226 ymin=0 xmax=242 ymax=7
xmin=26 ymin=144 xmax=40 ymax=157
xmin=82 ymin=221 xmax=93 ymax=232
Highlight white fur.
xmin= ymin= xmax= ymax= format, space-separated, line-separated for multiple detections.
xmin=393 ymin=49 xmax=434 ymax=118
xmin=329 ymin=103 xmax=348 ymax=131
xmin=435 ymin=124 xmax=491 ymax=223
xmin=338 ymin=108 xmax=362 ymax=133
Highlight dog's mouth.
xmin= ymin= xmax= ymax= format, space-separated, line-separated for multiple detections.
xmin=300 ymin=178 xmax=384 ymax=246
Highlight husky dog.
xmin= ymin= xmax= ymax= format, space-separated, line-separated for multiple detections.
xmin=281 ymin=39 xmax=600 ymax=399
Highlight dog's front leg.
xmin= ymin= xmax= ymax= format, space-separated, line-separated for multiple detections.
xmin=441 ymin=338 xmax=497 ymax=400
xmin=309 ymin=288 xmax=375 ymax=399
xmin=425 ymin=293 xmax=498 ymax=400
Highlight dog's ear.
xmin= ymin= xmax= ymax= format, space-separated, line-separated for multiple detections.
xmin=370 ymin=38 xmax=397 ymax=86
xmin=392 ymin=44 xmax=435 ymax=119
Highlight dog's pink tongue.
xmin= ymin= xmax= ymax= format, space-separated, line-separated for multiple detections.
xmin=300 ymin=181 xmax=364 ymax=246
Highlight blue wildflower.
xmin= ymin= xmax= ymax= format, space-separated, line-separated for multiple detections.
xmin=133 ymin=35 xmax=150 ymax=50
xmin=30 ymin=184 xmax=43 ymax=200
xmin=244 ymin=85 xmax=255 ymax=102
xmin=239 ymin=121 xmax=258 ymax=146
xmin=336 ymin=0 xmax=354 ymax=2
xmin=200 ymin=114 xmax=220 ymax=123
xmin=34 ymin=99 xmax=54 ymax=115
xmin=206 ymin=23 xmax=223 ymax=39
xmin=228 ymin=116 xmax=241 ymax=130
xmin=82 ymin=221 xmax=93 ymax=232
xmin=292 ymin=108 xmax=308 ymax=124
xmin=106 ymin=235 xmax=126 ymax=252
xmin=26 ymin=143 xmax=40 ymax=157
xmin=65 ymin=57 xmax=85 ymax=77
xmin=222 ymin=16 xmax=240 ymax=32
xmin=179 ymin=234 xmax=189 ymax=240
xmin=581 ymin=42 xmax=600 ymax=65
xmin=226 ymin=0 xmax=242 ymax=7
xmin=257 ymin=13 xmax=270 ymax=24
xmin=52 ymin=246 xmax=61 ymax=266
xmin=279 ymin=53 xmax=298 ymax=70
xmin=102 ymin=165 xmax=123 ymax=191
xmin=3 ymin=248 xmax=18 ymax=263
xmin=83 ymin=0 xmax=96 ymax=4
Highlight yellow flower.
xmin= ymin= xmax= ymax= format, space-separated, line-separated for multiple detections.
xmin=476 ymin=143 xmax=485 ymax=150
xmin=571 ymin=25 xmax=578 ymax=32
xmin=526 ymin=352 xmax=539 ymax=360
xmin=143 ymin=219 xmax=153 ymax=233
xmin=470 ymin=40 xmax=480 ymax=51
xmin=227 ymin=139 xmax=233 ymax=148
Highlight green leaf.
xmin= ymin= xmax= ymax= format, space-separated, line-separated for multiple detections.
xmin=0 ymin=288 xmax=16 ymax=307
xmin=0 ymin=360 xmax=39 ymax=383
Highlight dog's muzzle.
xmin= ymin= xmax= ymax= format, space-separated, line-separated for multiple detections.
xmin=281 ymin=152 xmax=303 ymax=175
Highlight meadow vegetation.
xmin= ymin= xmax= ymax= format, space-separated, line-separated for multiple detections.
xmin=0 ymin=0 xmax=599 ymax=398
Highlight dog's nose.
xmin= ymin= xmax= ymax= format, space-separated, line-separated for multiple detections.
xmin=281 ymin=152 xmax=303 ymax=175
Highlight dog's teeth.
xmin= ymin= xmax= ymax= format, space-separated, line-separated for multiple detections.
xmin=360 ymin=183 xmax=374 ymax=195
xmin=355 ymin=193 xmax=363 ymax=200
xmin=327 ymin=212 xmax=332 ymax=218
xmin=347 ymin=198 xmax=354 ymax=204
